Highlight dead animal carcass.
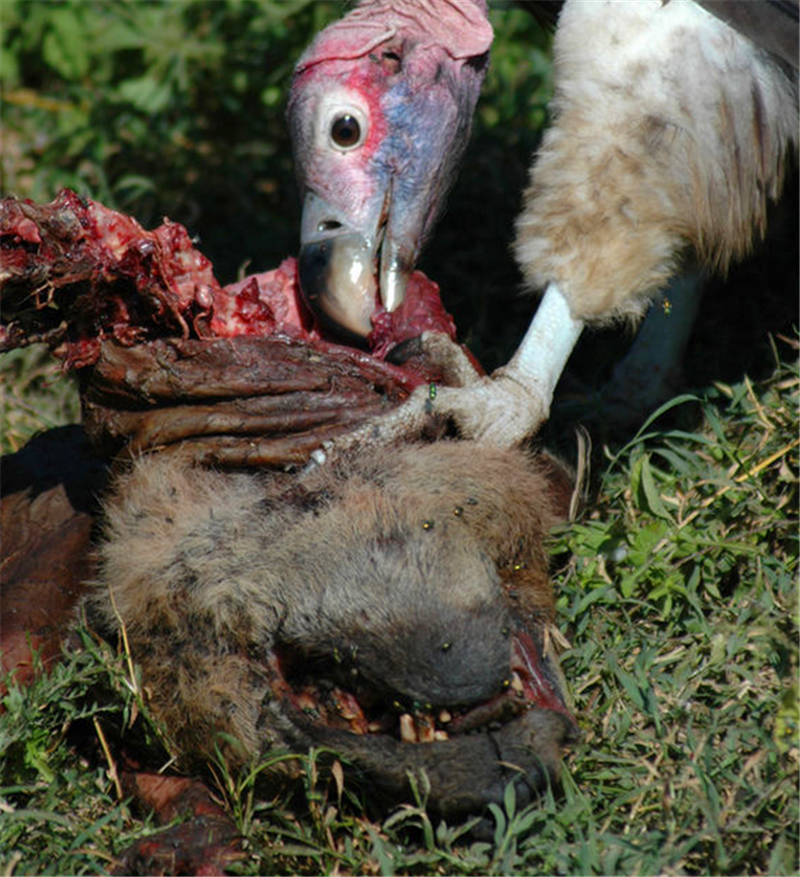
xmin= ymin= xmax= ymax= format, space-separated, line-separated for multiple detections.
xmin=0 ymin=192 xmax=577 ymax=826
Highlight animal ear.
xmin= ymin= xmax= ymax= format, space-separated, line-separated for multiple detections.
xmin=536 ymin=449 xmax=579 ymax=523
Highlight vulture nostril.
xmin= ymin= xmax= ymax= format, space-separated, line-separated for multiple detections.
xmin=317 ymin=220 xmax=342 ymax=233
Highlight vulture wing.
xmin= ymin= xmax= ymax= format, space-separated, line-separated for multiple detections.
xmin=695 ymin=0 xmax=798 ymax=67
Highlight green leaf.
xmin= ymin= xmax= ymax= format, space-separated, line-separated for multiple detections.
xmin=503 ymin=779 xmax=516 ymax=822
xmin=609 ymin=658 xmax=646 ymax=711
xmin=116 ymin=74 xmax=173 ymax=113
xmin=632 ymin=453 xmax=673 ymax=521
xmin=605 ymin=394 xmax=700 ymax=475
xmin=42 ymin=8 xmax=89 ymax=80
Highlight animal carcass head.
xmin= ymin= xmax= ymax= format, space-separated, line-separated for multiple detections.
xmin=287 ymin=0 xmax=492 ymax=343
xmin=89 ymin=439 xmax=577 ymax=820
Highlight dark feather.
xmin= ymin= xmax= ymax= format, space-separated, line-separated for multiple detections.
xmin=514 ymin=0 xmax=799 ymax=68
xmin=512 ymin=1 xmax=564 ymax=31
xmin=695 ymin=0 xmax=799 ymax=68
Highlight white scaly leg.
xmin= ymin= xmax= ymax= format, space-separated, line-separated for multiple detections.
xmin=381 ymin=282 xmax=583 ymax=446
xmin=421 ymin=281 xmax=585 ymax=445
xmin=493 ymin=282 xmax=584 ymax=430
xmin=410 ymin=281 xmax=584 ymax=445
xmin=598 ymin=271 xmax=705 ymax=427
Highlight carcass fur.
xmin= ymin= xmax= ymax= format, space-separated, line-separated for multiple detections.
xmin=88 ymin=439 xmax=576 ymax=818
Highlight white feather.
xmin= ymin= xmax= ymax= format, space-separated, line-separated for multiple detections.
xmin=515 ymin=0 xmax=798 ymax=323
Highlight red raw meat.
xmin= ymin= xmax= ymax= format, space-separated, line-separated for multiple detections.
xmin=0 ymin=190 xmax=479 ymax=466
xmin=0 ymin=190 xmax=465 ymax=386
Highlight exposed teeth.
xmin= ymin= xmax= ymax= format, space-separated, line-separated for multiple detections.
xmin=399 ymin=711 xmax=442 ymax=743
xmin=287 ymin=671 xmax=520 ymax=744
xmin=338 ymin=706 xmax=359 ymax=721
xmin=416 ymin=714 xmax=435 ymax=743
xmin=399 ymin=713 xmax=417 ymax=743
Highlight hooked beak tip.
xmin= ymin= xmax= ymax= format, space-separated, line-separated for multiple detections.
xmin=298 ymin=236 xmax=377 ymax=342
xmin=379 ymin=240 xmax=412 ymax=313
xmin=298 ymin=192 xmax=416 ymax=339
xmin=380 ymin=271 xmax=407 ymax=313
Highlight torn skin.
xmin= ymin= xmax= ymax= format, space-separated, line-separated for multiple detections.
xmin=0 ymin=191 xmax=467 ymax=385
xmin=112 ymin=773 xmax=245 ymax=877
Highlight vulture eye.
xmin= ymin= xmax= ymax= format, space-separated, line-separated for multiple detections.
xmin=330 ymin=114 xmax=363 ymax=150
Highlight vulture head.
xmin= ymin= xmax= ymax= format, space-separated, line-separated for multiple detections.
xmin=287 ymin=0 xmax=492 ymax=343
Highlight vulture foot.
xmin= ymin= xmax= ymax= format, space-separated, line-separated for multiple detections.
xmin=392 ymin=332 xmax=555 ymax=444
xmin=315 ymin=282 xmax=584 ymax=459
xmin=400 ymin=367 xmax=552 ymax=446
xmin=306 ymin=344 xmax=552 ymax=463
xmin=303 ymin=335 xmax=551 ymax=463
xmin=417 ymin=282 xmax=584 ymax=446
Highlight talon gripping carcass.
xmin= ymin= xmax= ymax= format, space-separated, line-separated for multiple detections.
xmin=0 ymin=192 xmax=577 ymax=836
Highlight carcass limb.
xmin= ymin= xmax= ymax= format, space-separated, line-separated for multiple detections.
xmin=80 ymin=335 xmax=412 ymax=466
xmin=113 ymin=773 xmax=244 ymax=876
xmin=1 ymin=191 xmax=465 ymax=469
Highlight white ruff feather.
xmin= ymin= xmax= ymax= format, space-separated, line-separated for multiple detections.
xmin=514 ymin=0 xmax=798 ymax=323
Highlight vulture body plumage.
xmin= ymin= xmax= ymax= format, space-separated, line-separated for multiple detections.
xmin=288 ymin=0 xmax=798 ymax=442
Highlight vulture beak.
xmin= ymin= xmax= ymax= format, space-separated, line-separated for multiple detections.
xmin=298 ymin=177 xmax=419 ymax=343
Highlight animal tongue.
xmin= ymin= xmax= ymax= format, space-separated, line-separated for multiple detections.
xmin=512 ymin=631 xmax=575 ymax=723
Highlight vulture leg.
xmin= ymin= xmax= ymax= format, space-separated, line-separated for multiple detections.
xmin=594 ymin=272 xmax=706 ymax=428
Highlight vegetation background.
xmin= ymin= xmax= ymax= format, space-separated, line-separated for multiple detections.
xmin=1 ymin=1 xmax=797 ymax=874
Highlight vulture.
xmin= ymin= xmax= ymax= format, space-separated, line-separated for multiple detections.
xmin=288 ymin=0 xmax=798 ymax=443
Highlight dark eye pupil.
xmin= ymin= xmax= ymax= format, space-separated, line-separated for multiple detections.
xmin=331 ymin=114 xmax=361 ymax=148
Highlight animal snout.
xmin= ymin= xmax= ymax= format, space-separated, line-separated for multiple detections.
xmin=279 ymin=532 xmax=515 ymax=708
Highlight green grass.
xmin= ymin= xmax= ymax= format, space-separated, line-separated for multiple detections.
xmin=0 ymin=347 xmax=81 ymax=455
xmin=1 ymin=2 xmax=797 ymax=872
xmin=2 ymin=351 xmax=797 ymax=876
